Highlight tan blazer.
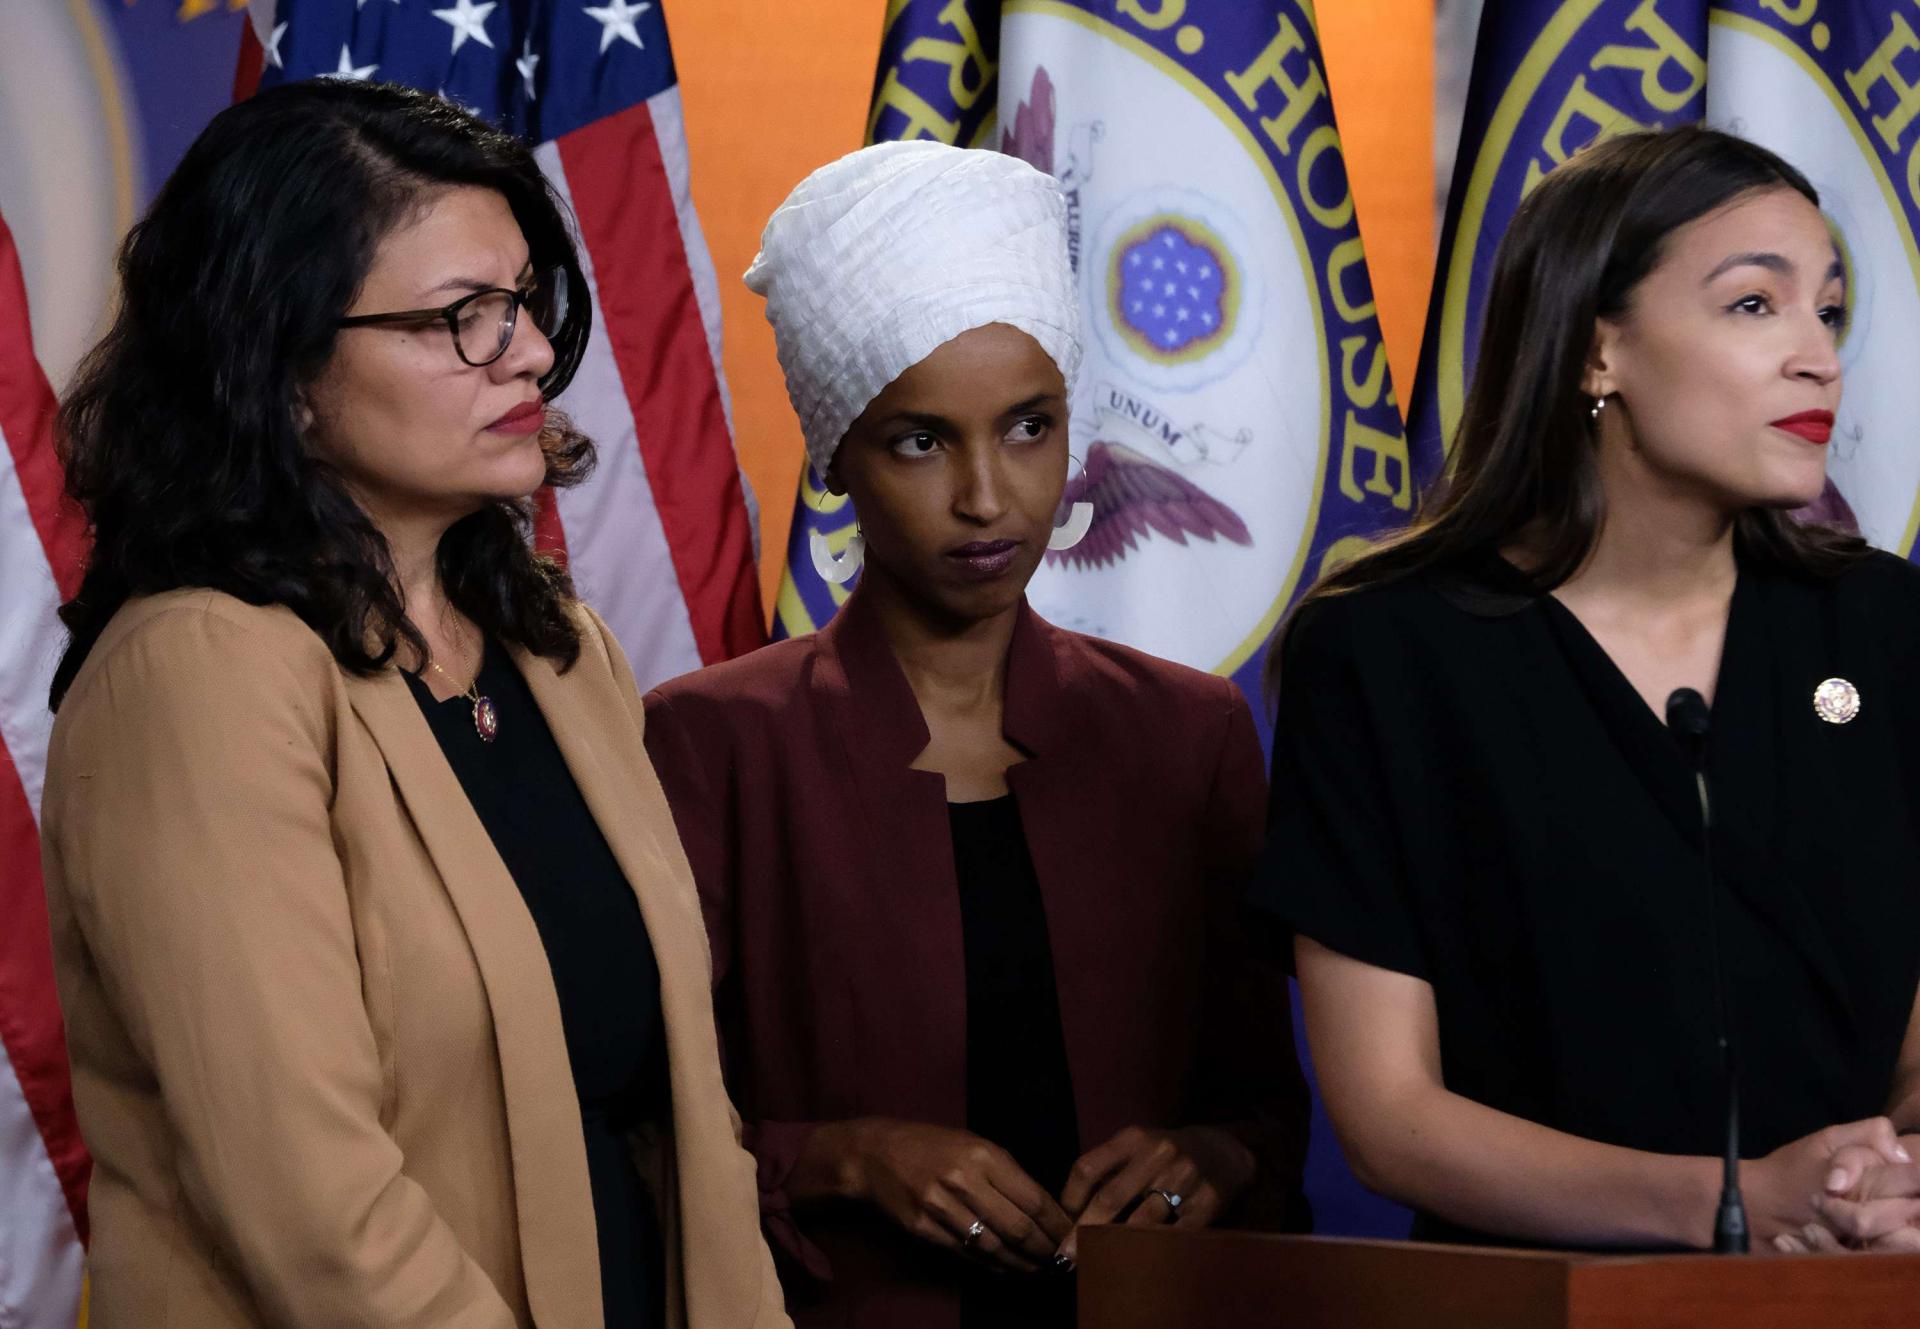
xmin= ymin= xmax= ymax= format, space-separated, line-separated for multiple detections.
xmin=40 ymin=589 xmax=789 ymax=1329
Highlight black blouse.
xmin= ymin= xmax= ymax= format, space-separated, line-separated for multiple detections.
xmin=407 ymin=642 xmax=668 ymax=1327
xmin=1252 ymin=552 xmax=1920 ymax=1246
xmin=950 ymin=796 xmax=1077 ymax=1327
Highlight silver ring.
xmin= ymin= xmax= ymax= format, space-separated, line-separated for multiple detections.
xmin=963 ymin=1219 xmax=987 ymax=1246
xmin=1147 ymin=1188 xmax=1183 ymax=1219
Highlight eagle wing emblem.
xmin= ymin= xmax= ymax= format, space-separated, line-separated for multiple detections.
xmin=1048 ymin=440 xmax=1253 ymax=571
xmin=1002 ymin=67 xmax=1056 ymax=174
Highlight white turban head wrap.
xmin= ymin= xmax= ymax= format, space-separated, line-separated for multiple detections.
xmin=744 ymin=139 xmax=1082 ymax=479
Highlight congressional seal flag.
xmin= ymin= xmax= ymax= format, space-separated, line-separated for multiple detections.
xmin=248 ymin=0 xmax=764 ymax=687
xmin=1412 ymin=1 xmax=1920 ymax=559
xmin=1408 ymin=1 xmax=1706 ymax=474
xmin=774 ymin=0 xmax=1435 ymax=715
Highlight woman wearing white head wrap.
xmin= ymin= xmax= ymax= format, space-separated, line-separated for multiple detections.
xmin=745 ymin=138 xmax=1083 ymax=490
xmin=642 ymin=142 xmax=1308 ymax=1329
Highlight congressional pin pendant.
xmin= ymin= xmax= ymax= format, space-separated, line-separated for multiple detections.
xmin=1813 ymin=677 xmax=1861 ymax=725
xmin=474 ymin=695 xmax=500 ymax=743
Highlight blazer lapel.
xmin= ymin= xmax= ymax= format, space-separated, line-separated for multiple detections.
xmin=511 ymin=641 xmax=766 ymax=1324
xmin=813 ymin=593 xmax=969 ymax=1125
xmin=340 ymin=667 xmax=603 ymax=1329
xmin=998 ymin=609 xmax=1125 ymax=1140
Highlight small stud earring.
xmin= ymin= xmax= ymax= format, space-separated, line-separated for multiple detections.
xmin=1590 ymin=394 xmax=1608 ymax=424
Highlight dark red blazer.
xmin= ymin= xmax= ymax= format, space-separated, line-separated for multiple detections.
xmin=642 ymin=590 xmax=1308 ymax=1329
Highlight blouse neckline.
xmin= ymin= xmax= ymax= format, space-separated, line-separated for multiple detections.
xmin=1537 ymin=568 xmax=1749 ymax=742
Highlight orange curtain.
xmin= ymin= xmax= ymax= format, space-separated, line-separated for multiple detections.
xmin=672 ymin=2 xmax=1433 ymax=622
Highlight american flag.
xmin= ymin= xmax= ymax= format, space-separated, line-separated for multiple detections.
xmin=0 ymin=207 xmax=90 ymax=1329
xmin=248 ymin=0 xmax=764 ymax=678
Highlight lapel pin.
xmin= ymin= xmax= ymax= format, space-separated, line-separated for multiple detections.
xmin=1813 ymin=677 xmax=1861 ymax=725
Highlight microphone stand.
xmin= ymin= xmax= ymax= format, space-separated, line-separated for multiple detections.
xmin=1666 ymin=687 xmax=1748 ymax=1254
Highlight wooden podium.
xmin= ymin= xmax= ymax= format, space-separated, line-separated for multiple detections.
xmin=1078 ymin=1228 xmax=1920 ymax=1328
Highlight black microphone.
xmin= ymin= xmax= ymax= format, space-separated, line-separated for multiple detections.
xmin=1665 ymin=687 xmax=1749 ymax=1255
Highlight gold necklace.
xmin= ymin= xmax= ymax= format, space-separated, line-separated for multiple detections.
xmin=428 ymin=649 xmax=499 ymax=744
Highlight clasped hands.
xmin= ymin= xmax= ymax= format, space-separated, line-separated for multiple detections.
xmin=1737 ymin=1116 xmax=1920 ymax=1254
xmin=853 ymin=1119 xmax=1256 ymax=1273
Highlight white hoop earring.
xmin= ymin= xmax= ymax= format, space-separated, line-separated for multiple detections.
xmin=1049 ymin=501 xmax=1094 ymax=552
xmin=1049 ymin=454 xmax=1094 ymax=552
xmin=809 ymin=526 xmax=864 ymax=586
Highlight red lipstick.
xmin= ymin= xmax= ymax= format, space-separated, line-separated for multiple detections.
xmin=1770 ymin=410 xmax=1833 ymax=445
xmin=487 ymin=398 xmax=545 ymax=436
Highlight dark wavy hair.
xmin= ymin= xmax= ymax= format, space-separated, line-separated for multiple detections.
xmin=1275 ymin=126 xmax=1865 ymax=671
xmin=51 ymin=80 xmax=597 ymax=709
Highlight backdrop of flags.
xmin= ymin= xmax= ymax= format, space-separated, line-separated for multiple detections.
xmin=17 ymin=0 xmax=1912 ymax=1308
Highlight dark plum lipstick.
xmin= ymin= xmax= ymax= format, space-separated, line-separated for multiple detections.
xmin=946 ymin=539 xmax=1021 ymax=579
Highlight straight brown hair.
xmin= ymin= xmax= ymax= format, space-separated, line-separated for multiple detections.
xmin=1270 ymin=126 xmax=1866 ymax=685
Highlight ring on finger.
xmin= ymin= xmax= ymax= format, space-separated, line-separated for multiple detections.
xmin=1147 ymin=1188 xmax=1183 ymax=1221
xmin=963 ymin=1219 xmax=987 ymax=1247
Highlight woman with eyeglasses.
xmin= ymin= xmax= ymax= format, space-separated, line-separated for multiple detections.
xmin=38 ymin=81 xmax=788 ymax=1329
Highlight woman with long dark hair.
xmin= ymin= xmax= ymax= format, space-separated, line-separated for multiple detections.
xmin=40 ymin=80 xmax=786 ymax=1328
xmin=1256 ymin=126 xmax=1920 ymax=1250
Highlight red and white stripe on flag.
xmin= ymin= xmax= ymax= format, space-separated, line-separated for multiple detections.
xmin=0 ymin=208 xmax=89 ymax=1328
xmin=537 ymin=85 xmax=765 ymax=688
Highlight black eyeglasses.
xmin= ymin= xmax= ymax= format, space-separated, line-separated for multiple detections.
xmin=336 ymin=269 xmax=570 ymax=368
